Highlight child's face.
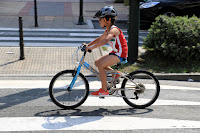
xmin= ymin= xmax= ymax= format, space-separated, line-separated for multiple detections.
xmin=98 ymin=18 xmax=106 ymax=28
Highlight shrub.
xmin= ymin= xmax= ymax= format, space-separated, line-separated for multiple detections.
xmin=143 ymin=15 xmax=200 ymax=61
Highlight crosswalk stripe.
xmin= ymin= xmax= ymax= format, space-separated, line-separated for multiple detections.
xmin=82 ymin=97 xmax=200 ymax=106
xmin=0 ymin=116 xmax=200 ymax=131
xmin=0 ymin=80 xmax=200 ymax=106
xmin=161 ymin=85 xmax=200 ymax=90
xmin=0 ymin=80 xmax=199 ymax=90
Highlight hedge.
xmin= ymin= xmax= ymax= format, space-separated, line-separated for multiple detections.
xmin=143 ymin=15 xmax=200 ymax=61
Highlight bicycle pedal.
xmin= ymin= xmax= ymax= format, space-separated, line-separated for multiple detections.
xmin=99 ymin=96 xmax=105 ymax=99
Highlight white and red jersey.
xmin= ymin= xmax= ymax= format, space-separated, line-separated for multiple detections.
xmin=106 ymin=25 xmax=128 ymax=58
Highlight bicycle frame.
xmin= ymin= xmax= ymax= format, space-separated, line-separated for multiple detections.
xmin=69 ymin=45 xmax=135 ymax=91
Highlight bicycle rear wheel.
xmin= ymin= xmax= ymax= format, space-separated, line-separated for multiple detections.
xmin=49 ymin=70 xmax=89 ymax=109
xmin=121 ymin=70 xmax=160 ymax=109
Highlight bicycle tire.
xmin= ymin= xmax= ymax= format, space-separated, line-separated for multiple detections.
xmin=121 ymin=70 xmax=160 ymax=109
xmin=49 ymin=70 xmax=89 ymax=109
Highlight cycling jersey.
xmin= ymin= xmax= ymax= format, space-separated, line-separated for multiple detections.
xmin=106 ymin=25 xmax=128 ymax=58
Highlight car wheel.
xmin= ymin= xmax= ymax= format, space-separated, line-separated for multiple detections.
xmin=163 ymin=11 xmax=176 ymax=17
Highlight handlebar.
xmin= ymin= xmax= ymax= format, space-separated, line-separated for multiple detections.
xmin=80 ymin=44 xmax=92 ymax=53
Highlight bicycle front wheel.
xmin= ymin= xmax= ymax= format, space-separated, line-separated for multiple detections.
xmin=121 ymin=70 xmax=160 ymax=109
xmin=49 ymin=70 xmax=89 ymax=109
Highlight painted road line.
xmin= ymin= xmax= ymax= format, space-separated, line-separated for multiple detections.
xmin=0 ymin=116 xmax=200 ymax=131
xmin=1 ymin=94 xmax=199 ymax=107
xmin=82 ymin=97 xmax=200 ymax=106
xmin=0 ymin=80 xmax=102 ymax=89
xmin=161 ymin=85 xmax=200 ymax=91
xmin=0 ymin=80 xmax=199 ymax=90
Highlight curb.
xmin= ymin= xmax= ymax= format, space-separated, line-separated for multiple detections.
xmin=154 ymin=73 xmax=200 ymax=82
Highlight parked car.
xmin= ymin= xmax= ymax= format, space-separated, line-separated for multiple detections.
xmin=140 ymin=0 xmax=200 ymax=27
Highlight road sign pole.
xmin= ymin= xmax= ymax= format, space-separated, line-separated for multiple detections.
xmin=77 ymin=0 xmax=86 ymax=25
xmin=128 ymin=0 xmax=140 ymax=64
xmin=34 ymin=0 xmax=38 ymax=27
xmin=19 ymin=17 xmax=25 ymax=60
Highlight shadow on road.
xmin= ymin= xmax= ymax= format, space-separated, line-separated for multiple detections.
xmin=35 ymin=108 xmax=153 ymax=130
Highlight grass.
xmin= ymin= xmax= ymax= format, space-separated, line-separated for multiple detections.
xmin=101 ymin=46 xmax=108 ymax=51
xmin=117 ymin=52 xmax=200 ymax=73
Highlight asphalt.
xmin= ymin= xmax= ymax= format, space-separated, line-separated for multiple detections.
xmin=0 ymin=0 xmax=199 ymax=82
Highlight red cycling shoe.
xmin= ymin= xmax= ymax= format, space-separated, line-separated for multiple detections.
xmin=91 ymin=88 xmax=109 ymax=96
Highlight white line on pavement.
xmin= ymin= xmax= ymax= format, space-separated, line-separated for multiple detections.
xmin=0 ymin=116 xmax=200 ymax=131
xmin=0 ymin=80 xmax=199 ymax=90
xmin=82 ymin=97 xmax=200 ymax=106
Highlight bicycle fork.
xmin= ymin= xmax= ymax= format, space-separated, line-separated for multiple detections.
xmin=68 ymin=65 xmax=82 ymax=91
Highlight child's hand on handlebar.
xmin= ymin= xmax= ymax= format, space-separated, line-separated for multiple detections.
xmin=82 ymin=43 xmax=92 ymax=52
xmin=86 ymin=47 xmax=92 ymax=53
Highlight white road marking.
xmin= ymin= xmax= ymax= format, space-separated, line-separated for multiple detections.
xmin=161 ymin=85 xmax=200 ymax=90
xmin=1 ymin=80 xmax=200 ymax=106
xmin=83 ymin=97 xmax=200 ymax=106
xmin=0 ymin=80 xmax=51 ymax=89
xmin=0 ymin=80 xmax=199 ymax=90
xmin=0 ymin=116 xmax=199 ymax=131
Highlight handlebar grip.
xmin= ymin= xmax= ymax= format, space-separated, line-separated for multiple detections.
xmin=88 ymin=49 xmax=92 ymax=53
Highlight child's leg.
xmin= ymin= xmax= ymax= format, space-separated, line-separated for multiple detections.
xmin=95 ymin=54 xmax=113 ymax=71
xmin=96 ymin=55 xmax=120 ymax=91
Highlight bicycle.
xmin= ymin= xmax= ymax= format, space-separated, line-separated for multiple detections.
xmin=49 ymin=44 xmax=160 ymax=109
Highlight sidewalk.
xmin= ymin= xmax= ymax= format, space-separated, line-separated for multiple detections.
xmin=0 ymin=0 xmax=129 ymax=29
xmin=0 ymin=47 xmax=102 ymax=76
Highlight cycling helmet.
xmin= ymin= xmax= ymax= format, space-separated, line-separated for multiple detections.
xmin=94 ymin=6 xmax=117 ymax=18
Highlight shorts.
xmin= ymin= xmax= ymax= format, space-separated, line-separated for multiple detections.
xmin=109 ymin=53 xmax=126 ymax=62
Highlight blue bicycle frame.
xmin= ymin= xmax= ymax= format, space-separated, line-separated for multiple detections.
xmin=69 ymin=45 xmax=126 ymax=91
xmin=69 ymin=47 xmax=100 ymax=90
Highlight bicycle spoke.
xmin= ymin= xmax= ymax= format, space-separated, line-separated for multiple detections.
xmin=121 ymin=70 xmax=160 ymax=109
xmin=49 ymin=70 xmax=89 ymax=109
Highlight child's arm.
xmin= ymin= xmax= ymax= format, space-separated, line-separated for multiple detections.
xmin=87 ymin=30 xmax=107 ymax=47
xmin=89 ymin=28 xmax=120 ymax=50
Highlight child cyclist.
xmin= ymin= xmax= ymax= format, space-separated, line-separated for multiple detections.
xmin=86 ymin=6 xmax=128 ymax=96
